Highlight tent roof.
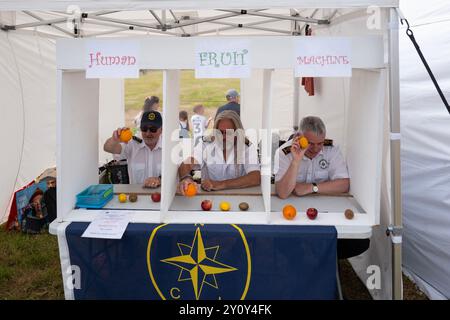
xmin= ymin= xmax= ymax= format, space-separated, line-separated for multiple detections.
xmin=0 ymin=0 xmax=399 ymax=11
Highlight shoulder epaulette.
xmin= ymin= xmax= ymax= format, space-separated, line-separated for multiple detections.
xmin=132 ymin=136 xmax=142 ymax=144
xmin=282 ymin=146 xmax=291 ymax=155
xmin=324 ymin=139 xmax=333 ymax=147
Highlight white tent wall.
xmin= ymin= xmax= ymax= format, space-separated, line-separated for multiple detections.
xmin=0 ymin=12 xmax=124 ymax=224
xmin=0 ymin=28 xmax=56 ymax=224
xmin=400 ymin=0 xmax=450 ymax=299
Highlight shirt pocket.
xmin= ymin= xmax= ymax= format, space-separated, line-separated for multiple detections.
xmin=297 ymin=168 xmax=307 ymax=183
xmin=131 ymin=163 xmax=145 ymax=184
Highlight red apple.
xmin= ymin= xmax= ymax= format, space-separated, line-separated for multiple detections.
xmin=201 ymin=199 xmax=212 ymax=211
xmin=306 ymin=207 xmax=318 ymax=220
xmin=151 ymin=192 xmax=161 ymax=202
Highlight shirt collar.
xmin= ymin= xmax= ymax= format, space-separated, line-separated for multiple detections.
xmin=303 ymin=148 xmax=324 ymax=161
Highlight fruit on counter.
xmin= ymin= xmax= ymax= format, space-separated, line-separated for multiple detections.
xmin=151 ymin=192 xmax=161 ymax=202
xmin=219 ymin=201 xmax=231 ymax=211
xmin=282 ymin=205 xmax=297 ymax=220
xmin=119 ymin=128 xmax=133 ymax=143
xmin=201 ymin=199 xmax=212 ymax=211
xmin=185 ymin=183 xmax=197 ymax=197
xmin=118 ymin=193 xmax=127 ymax=203
xmin=297 ymin=136 xmax=309 ymax=149
xmin=306 ymin=207 xmax=318 ymax=220
xmin=129 ymin=193 xmax=138 ymax=202
xmin=239 ymin=202 xmax=249 ymax=211
xmin=344 ymin=209 xmax=354 ymax=220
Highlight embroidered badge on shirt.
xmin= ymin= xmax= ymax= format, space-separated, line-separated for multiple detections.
xmin=319 ymin=159 xmax=329 ymax=169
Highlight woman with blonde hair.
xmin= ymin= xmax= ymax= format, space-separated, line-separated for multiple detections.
xmin=178 ymin=110 xmax=260 ymax=193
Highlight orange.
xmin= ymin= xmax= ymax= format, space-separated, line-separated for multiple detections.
xmin=185 ymin=183 xmax=197 ymax=197
xmin=220 ymin=201 xmax=231 ymax=211
xmin=282 ymin=204 xmax=297 ymax=220
xmin=119 ymin=128 xmax=133 ymax=143
xmin=118 ymin=193 xmax=127 ymax=203
xmin=298 ymin=136 xmax=309 ymax=149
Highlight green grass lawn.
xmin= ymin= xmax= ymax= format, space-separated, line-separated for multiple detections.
xmin=125 ymin=70 xmax=240 ymax=110
xmin=0 ymin=225 xmax=63 ymax=299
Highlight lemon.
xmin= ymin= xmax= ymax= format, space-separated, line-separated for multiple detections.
xmin=118 ymin=193 xmax=127 ymax=203
xmin=220 ymin=201 xmax=231 ymax=211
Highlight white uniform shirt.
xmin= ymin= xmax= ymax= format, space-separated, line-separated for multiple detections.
xmin=119 ymin=136 xmax=162 ymax=184
xmin=191 ymin=114 xmax=207 ymax=140
xmin=194 ymin=140 xmax=260 ymax=181
xmin=274 ymin=140 xmax=349 ymax=183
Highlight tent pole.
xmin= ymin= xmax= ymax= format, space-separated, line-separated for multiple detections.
xmin=208 ymin=21 xmax=292 ymax=35
xmin=218 ymin=9 xmax=329 ymax=25
xmin=23 ymin=11 xmax=74 ymax=37
xmin=193 ymin=18 xmax=281 ymax=36
xmin=388 ymin=7 xmax=403 ymax=301
xmin=293 ymin=77 xmax=300 ymax=131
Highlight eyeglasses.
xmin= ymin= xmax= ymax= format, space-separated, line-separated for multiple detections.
xmin=141 ymin=126 xmax=159 ymax=133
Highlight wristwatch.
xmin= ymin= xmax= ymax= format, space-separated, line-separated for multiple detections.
xmin=312 ymin=183 xmax=319 ymax=194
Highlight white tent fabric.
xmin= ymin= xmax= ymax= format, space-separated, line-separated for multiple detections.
xmin=399 ymin=0 xmax=450 ymax=300
xmin=0 ymin=28 xmax=56 ymax=223
xmin=0 ymin=1 xmax=399 ymax=11
xmin=0 ymin=15 xmax=124 ymax=224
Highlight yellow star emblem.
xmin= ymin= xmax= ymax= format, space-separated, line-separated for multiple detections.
xmin=161 ymin=227 xmax=237 ymax=300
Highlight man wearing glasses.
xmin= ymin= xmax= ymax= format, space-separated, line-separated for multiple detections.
xmin=104 ymin=111 xmax=162 ymax=188
xmin=274 ymin=116 xmax=349 ymax=199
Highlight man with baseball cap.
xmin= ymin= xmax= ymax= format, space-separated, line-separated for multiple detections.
xmin=215 ymin=89 xmax=240 ymax=118
xmin=104 ymin=111 xmax=163 ymax=188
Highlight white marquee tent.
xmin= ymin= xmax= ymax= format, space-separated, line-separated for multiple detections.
xmin=0 ymin=0 xmax=449 ymax=300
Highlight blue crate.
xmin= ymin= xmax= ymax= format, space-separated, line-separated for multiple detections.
xmin=76 ymin=184 xmax=113 ymax=209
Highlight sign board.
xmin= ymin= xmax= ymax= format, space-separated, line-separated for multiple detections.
xmin=195 ymin=39 xmax=251 ymax=78
xmin=294 ymin=37 xmax=352 ymax=77
xmin=85 ymin=40 xmax=140 ymax=78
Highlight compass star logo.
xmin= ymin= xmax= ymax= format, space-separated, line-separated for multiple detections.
xmin=161 ymin=227 xmax=237 ymax=300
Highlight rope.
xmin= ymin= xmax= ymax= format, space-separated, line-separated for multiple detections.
xmin=401 ymin=18 xmax=450 ymax=115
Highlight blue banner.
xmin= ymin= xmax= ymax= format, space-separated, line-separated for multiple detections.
xmin=65 ymin=223 xmax=337 ymax=300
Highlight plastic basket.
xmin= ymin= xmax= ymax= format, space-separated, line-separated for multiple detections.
xmin=76 ymin=184 xmax=113 ymax=209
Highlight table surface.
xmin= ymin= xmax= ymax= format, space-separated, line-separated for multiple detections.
xmin=60 ymin=184 xmax=372 ymax=239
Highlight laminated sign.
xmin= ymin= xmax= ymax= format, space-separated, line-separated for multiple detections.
xmin=294 ymin=37 xmax=352 ymax=77
xmin=85 ymin=40 xmax=140 ymax=78
xmin=195 ymin=39 xmax=251 ymax=78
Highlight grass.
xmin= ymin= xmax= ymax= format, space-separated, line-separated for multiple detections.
xmin=125 ymin=70 xmax=240 ymax=110
xmin=0 ymin=225 xmax=64 ymax=300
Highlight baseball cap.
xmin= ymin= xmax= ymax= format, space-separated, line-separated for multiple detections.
xmin=141 ymin=111 xmax=162 ymax=128
xmin=225 ymin=89 xmax=240 ymax=99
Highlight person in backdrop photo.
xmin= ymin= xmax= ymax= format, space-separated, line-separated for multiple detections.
xmin=179 ymin=110 xmax=190 ymax=139
xmin=133 ymin=95 xmax=160 ymax=129
xmin=215 ymin=89 xmax=240 ymax=118
xmin=191 ymin=104 xmax=212 ymax=146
